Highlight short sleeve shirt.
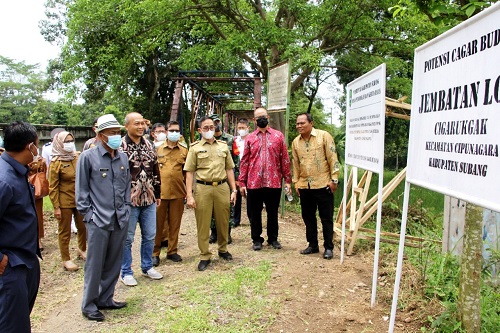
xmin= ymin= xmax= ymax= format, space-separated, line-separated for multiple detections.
xmin=184 ymin=139 xmax=235 ymax=181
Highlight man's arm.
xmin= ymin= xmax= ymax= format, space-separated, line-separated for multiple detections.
xmin=75 ymin=152 xmax=92 ymax=221
xmin=324 ymin=132 xmax=340 ymax=191
xmin=226 ymin=168 xmax=237 ymax=205
xmin=185 ymin=171 xmax=196 ymax=208
xmin=291 ymin=139 xmax=300 ymax=196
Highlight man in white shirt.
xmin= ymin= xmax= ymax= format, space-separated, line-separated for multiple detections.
xmin=233 ymin=118 xmax=250 ymax=227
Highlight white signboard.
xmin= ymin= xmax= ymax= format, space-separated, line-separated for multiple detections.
xmin=407 ymin=4 xmax=500 ymax=212
xmin=345 ymin=64 xmax=386 ymax=173
xmin=268 ymin=62 xmax=289 ymax=111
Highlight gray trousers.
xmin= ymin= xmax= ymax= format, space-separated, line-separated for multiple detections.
xmin=81 ymin=220 xmax=127 ymax=313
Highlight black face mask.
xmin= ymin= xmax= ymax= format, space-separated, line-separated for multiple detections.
xmin=215 ymin=125 xmax=221 ymax=132
xmin=256 ymin=117 xmax=268 ymax=128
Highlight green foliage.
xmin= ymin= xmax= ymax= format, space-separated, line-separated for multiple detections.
xmin=0 ymin=56 xmax=46 ymax=122
xmin=390 ymin=0 xmax=498 ymax=33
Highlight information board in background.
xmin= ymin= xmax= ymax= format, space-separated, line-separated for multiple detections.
xmin=267 ymin=61 xmax=289 ymax=111
xmin=407 ymin=4 xmax=500 ymax=212
xmin=345 ymin=64 xmax=386 ymax=173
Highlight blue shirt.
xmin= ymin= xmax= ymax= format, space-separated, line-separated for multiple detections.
xmin=0 ymin=153 xmax=39 ymax=268
xmin=76 ymin=142 xmax=131 ymax=230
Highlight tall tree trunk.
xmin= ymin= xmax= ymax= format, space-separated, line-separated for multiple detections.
xmin=458 ymin=203 xmax=482 ymax=332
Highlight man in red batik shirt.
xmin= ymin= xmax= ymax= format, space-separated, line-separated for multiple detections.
xmin=239 ymin=107 xmax=292 ymax=251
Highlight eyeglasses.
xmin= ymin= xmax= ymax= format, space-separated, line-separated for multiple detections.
xmin=64 ymin=139 xmax=75 ymax=143
xmin=168 ymin=130 xmax=180 ymax=133
xmin=256 ymin=116 xmax=267 ymax=120
xmin=154 ymin=130 xmax=166 ymax=134
xmin=201 ymin=126 xmax=216 ymax=132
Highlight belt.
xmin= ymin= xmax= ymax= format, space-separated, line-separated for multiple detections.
xmin=196 ymin=179 xmax=227 ymax=186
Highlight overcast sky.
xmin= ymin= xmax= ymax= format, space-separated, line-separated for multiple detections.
xmin=0 ymin=0 xmax=60 ymax=70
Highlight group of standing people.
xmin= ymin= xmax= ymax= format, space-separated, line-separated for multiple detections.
xmin=0 ymin=106 xmax=340 ymax=331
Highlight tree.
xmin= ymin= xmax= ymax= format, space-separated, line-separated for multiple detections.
xmin=0 ymin=56 xmax=46 ymax=123
xmin=46 ymin=0 xmax=435 ymax=130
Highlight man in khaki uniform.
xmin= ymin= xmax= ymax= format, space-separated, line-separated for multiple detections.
xmin=184 ymin=116 xmax=237 ymax=271
xmin=153 ymin=121 xmax=188 ymax=266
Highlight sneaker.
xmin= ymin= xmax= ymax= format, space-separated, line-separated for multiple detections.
xmin=142 ymin=268 xmax=163 ymax=280
xmin=121 ymin=275 xmax=138 ymax=286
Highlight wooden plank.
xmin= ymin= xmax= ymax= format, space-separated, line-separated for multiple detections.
xmin=358 ymin=227 xmax=441 ymax=244
xmin=347 ymin=171 xmax=372 ymax=255
xmin=359 ymin=235 xmax=422 ymax=248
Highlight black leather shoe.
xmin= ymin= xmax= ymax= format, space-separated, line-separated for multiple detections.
xmin=218 ymin=251 xmax=233 ymax=260
xmin=300 ymin=246 xmax=320 ymax=255
xmin=161 ymin=240 xmax=168 ymax=248
xmin=166 ymin=253 xmax=182 ymax=262
xmin=323 ymin=249 xmax=333 ymax=260
xmin=97 ymin=301 xmax=127 ymax=310
xmin=152 ymin=256 xmax=160 ymax=267
xmin=270 ymin=240 xmax=282 ymax=249
xmin=252 ymin=242 xmax=262 ymax=251
xmin=198 ymin=259 xmax=211 ymax=271
xmin=82 ymin=310 xmax=105 ymax=321
xmin=209 ymin=229 xmax=217 ymax=244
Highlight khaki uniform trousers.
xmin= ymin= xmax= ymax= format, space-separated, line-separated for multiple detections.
xmin=154 ymin=198 xmax=185 ymax=256
xmin=58 ymin=208 xmax=86 ymax=261
xmin=194 ymin=183 xmax=230 ymax=260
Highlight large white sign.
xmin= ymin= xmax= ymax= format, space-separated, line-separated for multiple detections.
xmin=267 ymin=62 xmax=289 ymax=111
xmin=345 ymin=64 xmax=386 ymax=173
xmin=407 ymin=5 xmax=500 ymax=212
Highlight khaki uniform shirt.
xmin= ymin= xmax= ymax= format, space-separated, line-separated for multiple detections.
xmin=48 ymin=158 xmax=79 ymax=208
xmin=157 ymin=141 xmax=188 ymax=200
xmin=184 ymin=139 xmax=235 ymax=181
xmin=291 ymin=128 xmax=340 ymax=189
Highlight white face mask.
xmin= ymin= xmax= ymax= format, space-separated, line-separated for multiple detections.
xmin=156 ymin=132 xmax=167 ymax=142
xmin=154 ymin=141 xmax=163 ymax=148
xmin=202 ymin=130 xmax=215 ymax=140
xmin=167 ymin=131 xmax=181 ymax=142
xmin=63 ymin=142 xmax=76 ymax=153
xmin=238 ymin=129 xmax=249 ymax=137
xmin=29 ymin=143 xmax=40 ymax=162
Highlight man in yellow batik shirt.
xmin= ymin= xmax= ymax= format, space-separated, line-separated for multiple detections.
xmin=292 ymin=113 xmax=340 ymax=260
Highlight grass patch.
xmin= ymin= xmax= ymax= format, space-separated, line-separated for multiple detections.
xmin=101 ymin=260 xmax=277 ymax=332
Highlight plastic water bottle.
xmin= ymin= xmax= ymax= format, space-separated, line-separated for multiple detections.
xmin=285 ymin=187 xmax=293 ymax=202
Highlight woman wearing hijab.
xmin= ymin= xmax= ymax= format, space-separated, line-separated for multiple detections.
xmin=48 ymin=131 xmax=87 ymax=271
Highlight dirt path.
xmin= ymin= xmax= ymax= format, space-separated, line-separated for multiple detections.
xmin=32 ymin=206 xmax=421 ymax=333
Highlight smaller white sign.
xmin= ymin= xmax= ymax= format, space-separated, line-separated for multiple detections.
xmin=345 ymin=64 xmax=386 ymax=173
xmin=268 ymin=62 xmax=289 ymax=111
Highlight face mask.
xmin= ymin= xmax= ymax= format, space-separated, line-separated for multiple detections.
xmin=256 ymin=117 xmax=268 ymax=128
xmin=63 ymin=142 xmax=76 ymax=153
xmin=238 ymin=129 xmax=249 ymax=137
xmin=167 ymin=131 xmax=180 ymax=142
xmin=103 ymin=134 xmax=122 ymax=150
xmin=202 ymin=130 xmax=215 ymax=140
xmin=29 ymin=143 xmax=40 ymax=162
xmin=215 ymin=124 xmax=221 ymax=132
xmin=156 ymin=132 xmax=167 ymax=142
xmin=154 ymin=141 xmax=163 ymax=148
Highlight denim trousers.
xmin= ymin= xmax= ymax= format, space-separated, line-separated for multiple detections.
xmin=121 ymin=203 xmax=156 ymax=276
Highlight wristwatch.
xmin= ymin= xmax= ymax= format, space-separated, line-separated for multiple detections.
xmin=332 ymin=179 xmax=338 ymax=184
xmin=232 ymin=189 xmax=238 ymax=193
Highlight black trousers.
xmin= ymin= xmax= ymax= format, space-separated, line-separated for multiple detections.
xmin=247 ymin=187 xmax=282 ymax=244
xmin=233 ymin=190 xmax=242 ymax=225
xmin=0 ymin=258 xmax=40 ymax=333
xmin=299 ymin=188 xmax=334 ymax=250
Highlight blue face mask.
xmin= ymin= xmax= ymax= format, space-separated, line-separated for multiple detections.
xmin=103 ymin=134 xmax=122 ymax=150
xmin=167 ymin=131 xmax=181 ymax=142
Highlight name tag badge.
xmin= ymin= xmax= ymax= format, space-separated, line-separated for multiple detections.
xmin=100 ymin=168 xmax=109 ymax=178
